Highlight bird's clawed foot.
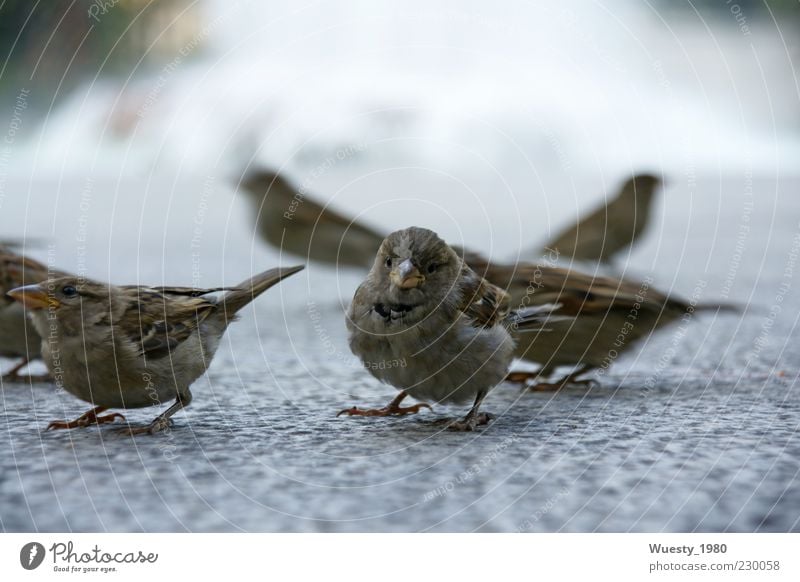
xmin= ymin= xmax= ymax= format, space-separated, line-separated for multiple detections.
xmin=2 ymin=359 xmax=51 ymax=384
xmin=119 ymin=394 xmax=188 ymax=435
xmin=337 ymin=390 xmax=431 ymax=418
xmin=337 ymin=402 xmax=431 ymax=418
xmin=121 ymin=416 xmax=174 ymax=436
xmin=2 ymin=358 xmax=29 ymax=379
xmin=447 ymin=412 xmax=493 ymax=432
xmin=46 ymin=407 xmax=126 ymax=431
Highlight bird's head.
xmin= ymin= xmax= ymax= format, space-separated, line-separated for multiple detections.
xmin=7 ymin=276 xmax=117 ymax=331
xmin=622 ymin=173 xmax=663 ymax=202
xmin=369 ymin=227 xmax=461 ymax=308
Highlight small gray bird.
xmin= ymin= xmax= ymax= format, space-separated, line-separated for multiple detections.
xmin=0 ymin=247 xmax=55 ymax=381
xmin=241 ymin=170 xmax=385 ymax=268
xmin=544 ymin=174 xmax=662 ymax=263
xmin=8 ymin=266 xmax=303 ymax=434
xmin=340 ymin=227 xmax=556 ymax=430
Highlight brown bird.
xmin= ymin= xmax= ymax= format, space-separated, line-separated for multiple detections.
xmin=466 ymin=255 xmax=736 ymax=389
xmin=543 ymin=174 xmax=662 ymax=263
xmin=0 ymin=247 xmax=55 ymax=381
xmin=241 ymin=170 xmax=385 ymax=268
xmin=8 ymin=266 xmax=303 ymax=434
xmin=340 ymin=227 xmax=557 ymax=430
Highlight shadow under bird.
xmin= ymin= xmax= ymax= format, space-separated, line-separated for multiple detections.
xmin=0 ymin=246 xmax=58 ymax=381
xmin=241 ymin=169 xmax=385 ymax=268
xmin=466 ymin=254 xmax=739 ymax=388
xmin=7 ymin=266 xmax=303 ymax=434
xmin=340 ymin=227 xmax=560 ymax=430
xmin=542 ymin=174 xmax=662 ymax=264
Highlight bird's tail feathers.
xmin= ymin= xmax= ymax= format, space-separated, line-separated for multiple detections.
xmin=221 ymin=265 xmax=304 ymax=318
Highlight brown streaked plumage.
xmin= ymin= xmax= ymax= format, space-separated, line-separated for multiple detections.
xmin=8 ymin=266 xmax=304 ymax=434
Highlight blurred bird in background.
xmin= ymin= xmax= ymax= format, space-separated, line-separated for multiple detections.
xmin=0 ymin=246 xmax=55 ymax=382
xmin=542 ymin=174 xmax=663 ymax=264
xmin=241 ymin=169 xmax=385 ymax=269
xmin=466 ymin=254 xmax=737 ymax=389
xmin=241 ymin=171 xmax=662 ymax=270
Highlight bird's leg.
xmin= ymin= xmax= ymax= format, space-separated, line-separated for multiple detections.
xmin=448 ymin=391 xmax=492 ymax=432
xmin=3 ymin=357 xmax=29 ymax=377
xmin=46 ymin=406 xmax=126 ymax=431
xmin=529 ymin=364 xmax=598 ymax=392
xmin=337 ymin=390 xmax=431 ymax=418
xmin=125 ymin=390 xmax=192 ymax=435
xmin=2 ymin=358 xmax=52 ymax=383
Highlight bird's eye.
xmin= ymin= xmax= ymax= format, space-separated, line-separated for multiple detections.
xmin=385 ymin=257 xmax=392 ymax=268
xmin=61 ymin=285 xmax=77 ymax=297
xmin=427 ymin=263 xmax=438 ymax=274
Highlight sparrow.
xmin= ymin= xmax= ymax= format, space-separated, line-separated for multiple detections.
xmin=543 ymin=174 xmax=662 ymax=263
xmin=0 ymin=246 xmax=55 ymax=381
xmin=466 ymin=255 xmax=737 ymax=388
xmin=7 ymin=265 xmax=304 ymax=434
xmin=339 ymin=227 xmax=556 ymax=430
xmin=241 ymin=169 xmax=385 ymax=268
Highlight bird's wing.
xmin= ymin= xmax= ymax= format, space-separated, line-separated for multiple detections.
xmin=457 ymin=267 xmax=511 ymax=328
xmin=246 ymin=171 xmax=385 ymax=267
xmin=134 ymin=285 xmax=233 ymax=297
xmin=499 ymin=264 xmax=683 ymax=317
xmin=346 ymin=281 xmax=374 ymax=323
xmin=293 ymin=196 xmax=386 ymax=263
xmin=291 ymin=189 xmax=382 ymax=239
xmin=251 ymin=171 xmax=385 ymax=241
xmin=117 ymin=287 xmax=217 ymax=360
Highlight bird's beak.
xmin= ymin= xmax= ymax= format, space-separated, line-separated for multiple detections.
xmin=390 ymin=259 xmax=424 ymax=289
xmin=7 ymin=284 xmax=59 ymax=310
